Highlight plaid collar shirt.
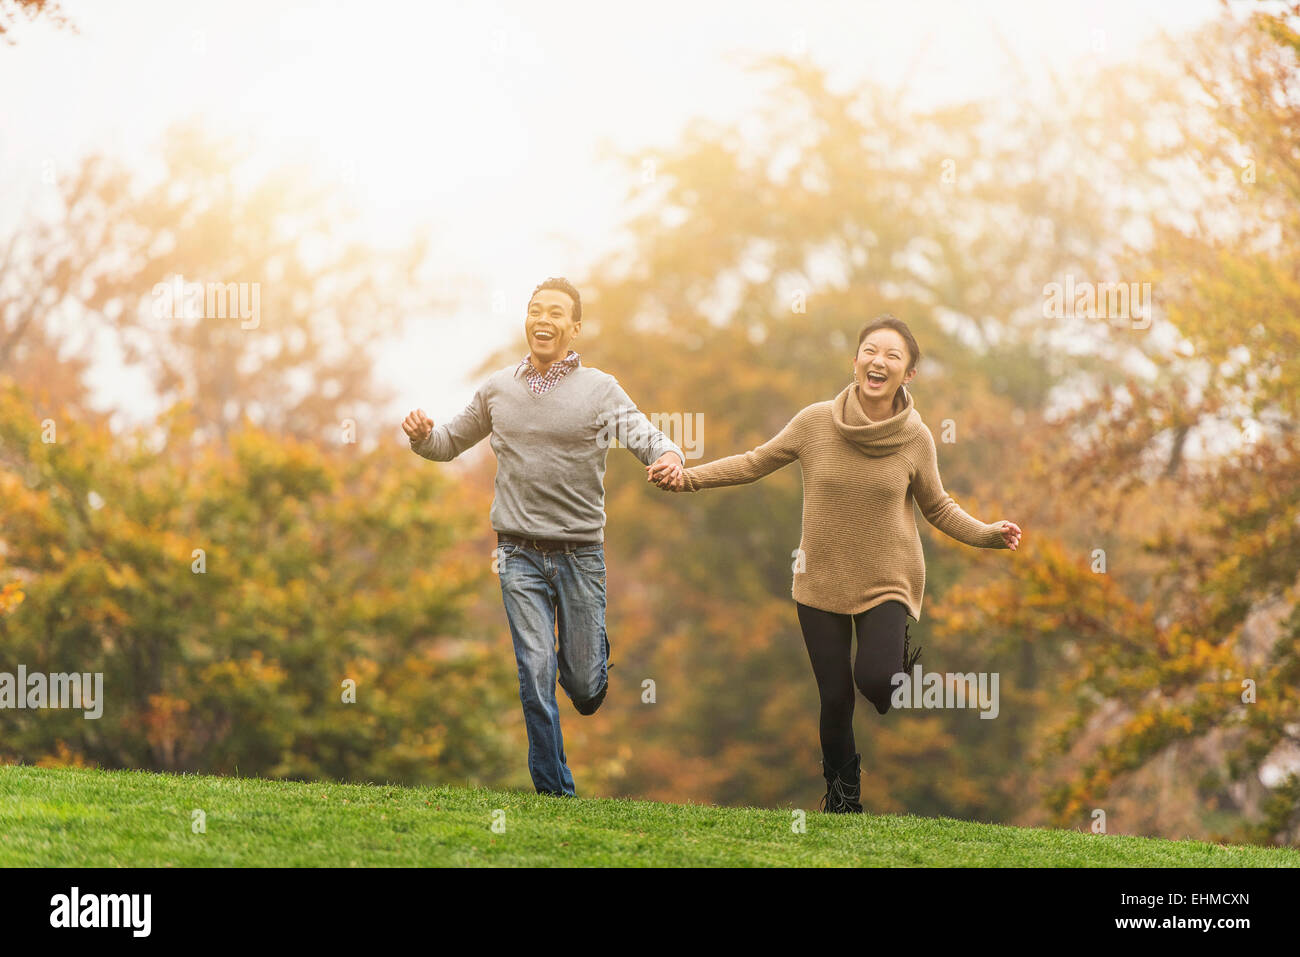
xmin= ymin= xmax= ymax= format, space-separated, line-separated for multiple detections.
xmin=515 ymin=350 xmax=581 ymax=396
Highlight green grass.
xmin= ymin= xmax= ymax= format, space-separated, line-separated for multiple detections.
xmin=2 ymin=764 xmax=1296 ymax=867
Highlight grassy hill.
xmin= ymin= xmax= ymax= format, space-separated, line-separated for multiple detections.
xmin=1 ymin=764 xmax=1296 ymax=867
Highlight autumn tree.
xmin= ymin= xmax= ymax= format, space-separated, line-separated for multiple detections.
xmin=0 ymin=0 xmax=70 ymax=41
xmin=0 ymin=379 xmax=522 ymax=785
xmin=1 ymin=121 xmax=437 ymax=451
xmin=945 ymin=2 xmax=1300 ymax=844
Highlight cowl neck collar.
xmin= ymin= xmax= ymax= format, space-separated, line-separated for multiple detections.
xmin=830 ymin=382 xmax=921 ymax=456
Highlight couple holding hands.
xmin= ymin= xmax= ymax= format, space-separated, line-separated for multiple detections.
xmin=403 ymin=277 xmax=1021 ymax=813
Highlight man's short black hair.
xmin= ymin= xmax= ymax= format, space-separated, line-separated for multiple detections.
xmin=530 ymin=277 xmax=581 ymax=323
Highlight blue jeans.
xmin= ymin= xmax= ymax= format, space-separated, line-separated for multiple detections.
xmin=496 ymin=538 xmax=610 ymax=796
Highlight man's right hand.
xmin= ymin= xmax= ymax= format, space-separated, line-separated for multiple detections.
xmin=402 ymin=408 xmax=435 ymax=442
xmin=647 ymin=458 xmax=684 ymax=491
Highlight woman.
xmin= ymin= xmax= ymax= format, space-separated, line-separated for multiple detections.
xmin=647 ymin=315 xmax=1022 ymax=813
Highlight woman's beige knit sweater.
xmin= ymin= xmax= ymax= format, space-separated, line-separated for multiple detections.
xmin=681 ymin=383 xmax=1009 ymax=620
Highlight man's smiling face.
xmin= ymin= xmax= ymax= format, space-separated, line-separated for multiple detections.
xmin=526 ymin=288 xmax=580 ymax=368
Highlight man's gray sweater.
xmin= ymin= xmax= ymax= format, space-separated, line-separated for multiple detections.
xmin=409 ymin=364 xmax=683 ymax=543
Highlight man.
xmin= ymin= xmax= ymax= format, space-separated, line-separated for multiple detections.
xmin=402 ymin=277 xmax=684 ymax=796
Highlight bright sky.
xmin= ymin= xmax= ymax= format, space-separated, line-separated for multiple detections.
xmin=0 ymin=0 xmax=1222 ymax=433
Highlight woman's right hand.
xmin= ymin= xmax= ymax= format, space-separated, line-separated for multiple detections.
xmin=647 ymin=459 xmax=684 ymax=491
xmin=402 ymin=408 xmax=434 ymax=442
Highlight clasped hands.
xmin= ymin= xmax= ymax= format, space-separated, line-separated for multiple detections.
xmin=646 ymin=452 xmax=685 ymax=491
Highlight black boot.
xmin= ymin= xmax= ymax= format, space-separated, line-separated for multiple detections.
xmin=819 ymin=753 xmax=863 ymax=814
xmin=903 ymin=620 xmax=922 ymax=672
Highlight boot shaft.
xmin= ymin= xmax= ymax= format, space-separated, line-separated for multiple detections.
xmin=820 ymin=753 xmax=863 ymax=813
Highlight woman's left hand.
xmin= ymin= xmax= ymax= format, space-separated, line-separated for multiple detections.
xmin=998 ymin=521 xmax=1022 ymax=550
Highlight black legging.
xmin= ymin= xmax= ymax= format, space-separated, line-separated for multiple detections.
xmin=796 ymin=600 xmax=913 ymax=769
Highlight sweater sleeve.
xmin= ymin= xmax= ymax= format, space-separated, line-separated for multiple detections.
xmin=410 ymin=384 xmax=492 ymax=462
xmin=681 ymin=408 xmax=805 ymax=492
xmin=598 ymin=376 xmax=685 ymax=467
xmin=909 ymin=427 xmax=1007 ymax=548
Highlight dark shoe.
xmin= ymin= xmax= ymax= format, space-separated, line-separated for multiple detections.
xmin=572 ymin=679 xmax=607 ymax=716
xmin=819 ymin=753 xmax=864 ymax=814
xmin=573 ymin=636 xmax=611 ymax=715
xmin=903 ymin=621 xmax=922 ymax=672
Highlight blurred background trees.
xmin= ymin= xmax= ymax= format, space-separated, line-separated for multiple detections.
xmin=0 ymin=0 xmax=71 ymax=41
xmin=1 ymin=122 xmax=435 ymax=448
xmin=1 ymin=1 xmax=1297 ymax=844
